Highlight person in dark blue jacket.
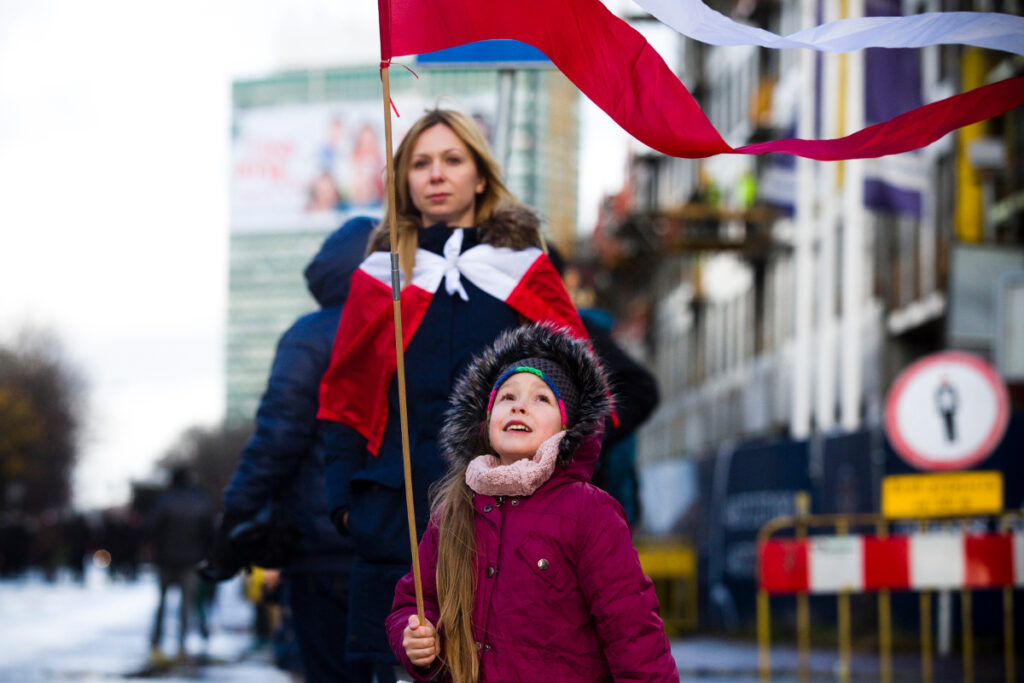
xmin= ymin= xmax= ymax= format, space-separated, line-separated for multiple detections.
xmin=317 ymin=109 xmax=587 ymax=679
xmin=207 ymin=217 xmax=375 ymax=682
xmin=148 ymin=465 xmax=214 ymax=662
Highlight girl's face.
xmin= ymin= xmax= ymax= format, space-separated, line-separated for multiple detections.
xmin=488 ymin=373 xmax=564 ymax=466
xmin=407 ymin=123 xmax=486 ymax=228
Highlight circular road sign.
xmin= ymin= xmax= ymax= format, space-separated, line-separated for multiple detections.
xmin=884 ymin=351 xmax=1009 ymax=471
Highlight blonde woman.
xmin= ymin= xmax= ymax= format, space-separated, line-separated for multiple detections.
xmin=317 ymin=109 xmax=587 ymax=678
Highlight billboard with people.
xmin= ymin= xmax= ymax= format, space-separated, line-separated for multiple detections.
xmin=230 ymin=95 xmax=495 ymax=229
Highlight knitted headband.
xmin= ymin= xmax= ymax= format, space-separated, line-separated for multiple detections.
xmin=486 ymin=357 xmax=579 ymax=429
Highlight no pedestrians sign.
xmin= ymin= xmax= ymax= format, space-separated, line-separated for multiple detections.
xmin=884 ymin=351 xmax=1010 ymax=471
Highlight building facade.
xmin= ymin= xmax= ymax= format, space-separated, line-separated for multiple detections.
xmin=582 ymin=0 xmax=1023 ymax=627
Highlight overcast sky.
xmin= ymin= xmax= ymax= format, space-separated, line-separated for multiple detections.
xmin=0 ymin=0 xmax=630 ymax=508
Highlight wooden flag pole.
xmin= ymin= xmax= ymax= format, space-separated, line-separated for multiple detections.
xmin=381 ymin=65 xmax=425 ymax=624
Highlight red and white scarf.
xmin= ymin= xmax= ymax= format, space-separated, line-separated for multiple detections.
xmin=318 ymin=230 xmax=587 ymax=456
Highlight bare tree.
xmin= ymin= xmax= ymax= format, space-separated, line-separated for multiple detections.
xmin=0 ymin=329 xmax=86 ymax=514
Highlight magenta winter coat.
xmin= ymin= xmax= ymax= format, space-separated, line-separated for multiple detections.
xmin=386 ymin=429 xmax=678 ymax=681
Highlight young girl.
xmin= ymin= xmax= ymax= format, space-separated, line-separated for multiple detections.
xmin=386 ymin=323 xmax=679 ymax=682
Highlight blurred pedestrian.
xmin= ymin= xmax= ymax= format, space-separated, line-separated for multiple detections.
xmin=203 ymin=218 xmax=376 ymax=682
xmin=0 ymin=512 xmax=32 ymax=577
xmin=194 ymin=573 xmax=216 ymax=644
xmin=387 ymin=324 xmax=678 ymax=681
xmin=244 ymin=566 xmax=281 ymax=646
xmin=317 ymin=109 xmax=586 ymax=679
xmin=60 ymin=510 xmax=91 ymax=584
xmin=147 ymin=465 xmax=215 ymax=662
xmin=36 ymin=508 xmax=61 ymax=582
xmin=578 ymin=307 xmax=659 ymax=526
xmin=104 ymin=508 xmax=142 ymax=581
xmin=548 ymin=248 xmax=660 ymax=526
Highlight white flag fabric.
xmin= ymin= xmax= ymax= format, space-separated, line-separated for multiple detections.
xmin=633 ymin=0 xmax=1024 ymax=56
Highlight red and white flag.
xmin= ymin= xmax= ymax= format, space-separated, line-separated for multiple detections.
xmin=636 ymin=0 xmax=1024 ymax=56
xmin=318 ymin=230 xmax=586 ymax=455
xmin=378 ymin=0 xmax=1024 ymax=160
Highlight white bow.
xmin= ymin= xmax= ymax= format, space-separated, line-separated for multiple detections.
xmin=441 ymin=229 xmax=470 ymax=301
xmin=360 ymin=233 xmax=545 ymax=304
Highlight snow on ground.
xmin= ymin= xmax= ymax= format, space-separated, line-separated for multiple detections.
xmin=0 ymin=564 xmax=290 ymax=681
xmin=5 ymin=564 xmax=988 ymax=681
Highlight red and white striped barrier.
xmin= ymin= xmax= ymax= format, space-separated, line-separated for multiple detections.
xmin=759 ymin=531 xmax=1024 ymax=594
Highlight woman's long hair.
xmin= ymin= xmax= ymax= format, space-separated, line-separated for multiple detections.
xmin=370 ymin=108 xmax=523 ymax=283
xmin=431 ymin=463 xmax=480 ymax=683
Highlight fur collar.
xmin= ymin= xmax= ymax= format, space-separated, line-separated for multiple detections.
xmin=368 ymin=205 xmax=542 ymax=252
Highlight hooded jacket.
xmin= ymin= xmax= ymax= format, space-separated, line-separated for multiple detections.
xmin=148 ymin=473 xmax=214 ymax=570
xmin=222 ymin=216 xmax=374 ymax=573
xmin=386 ymin=324 xmax=679 ymax=682
xmin=321 ymin=209 xmax=586 ymax=662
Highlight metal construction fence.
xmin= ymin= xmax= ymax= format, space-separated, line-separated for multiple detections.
xmin=756 ymin=507 xmax=1023 ymax=683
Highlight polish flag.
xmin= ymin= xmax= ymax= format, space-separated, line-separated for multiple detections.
xmin=318 ymin=231 xmax=586 ymax=456
xmin=379 ymin=0 xmax=1024 ymax=160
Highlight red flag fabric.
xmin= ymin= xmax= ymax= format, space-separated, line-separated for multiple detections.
xmin=378 ymin=0 xmax=393 ymax=63
xmin=318 ymin=237 xmax=587 ymax=456
xmin=380 ymin=0 xmax=1024 ymax=160
xmin=317 ymin=266 xmax=433 ymax=456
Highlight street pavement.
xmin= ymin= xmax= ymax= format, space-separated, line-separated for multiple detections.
xmin=0 ymin=565 xmax=1003 ymax=681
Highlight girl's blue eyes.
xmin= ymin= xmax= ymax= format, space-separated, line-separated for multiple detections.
xmin=498 ymin=393 xmax=552 ymax=403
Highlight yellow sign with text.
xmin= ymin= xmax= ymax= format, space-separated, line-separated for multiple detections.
xmin=882 ymin=471 xmax=1003 ymax=518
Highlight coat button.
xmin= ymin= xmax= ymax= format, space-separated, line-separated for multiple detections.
xmin=537 ymin=558 xmax=549 ymax=570
xmin=475 ymin=641 xmax=482 ymax=650
xmin=486 ymin=566 xmax=496 ymax=578
xmin=484 ymin=644 xmax=492 ymax=651
xmin=483 ymin=505 xmax=492 ymax=512
xmin=510 ymin=499 xmax=519 ymax=506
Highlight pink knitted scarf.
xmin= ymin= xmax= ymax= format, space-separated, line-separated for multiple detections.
xmin=464 ymin=431 xmax=566 ymax=497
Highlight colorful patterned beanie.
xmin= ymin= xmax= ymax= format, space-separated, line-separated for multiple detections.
xmin=486 ymin=356 xmax=580 ymax=429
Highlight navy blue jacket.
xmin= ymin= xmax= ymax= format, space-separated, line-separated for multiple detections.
xmin=148 ymin=479 xmax=215 ymax=570
xmin=222 ymin=217 xmax=375 ymax=574
xmin=322 ymin=223 xmax=525 ymax=661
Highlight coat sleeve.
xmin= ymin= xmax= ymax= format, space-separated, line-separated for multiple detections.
xmin=576 ymin=494 xmax=679 ymax=681
xmin=583 ymin=318 xmax=659 ymax=448
xmin=322 ymin=418 xmax=367 ymax=532
xmin=222 ymin=317 xmax=323 ymax=515
xmin=386 ymin=520 xmax=445 ymax=682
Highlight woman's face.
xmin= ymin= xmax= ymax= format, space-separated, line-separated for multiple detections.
xmin=488 ymin=372 xmax=564 ymax=466
xmin=407 ymin=123 xmax=486 ymax=228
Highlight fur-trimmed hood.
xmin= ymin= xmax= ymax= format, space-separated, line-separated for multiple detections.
xmin=368 ymin=205 xmax=543 ymax=252
xmin=440 ymin=322 xmax=610 ymax=469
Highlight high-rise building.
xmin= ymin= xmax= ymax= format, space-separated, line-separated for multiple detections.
xmin=226 ymin=64 xmax=579 ymax=422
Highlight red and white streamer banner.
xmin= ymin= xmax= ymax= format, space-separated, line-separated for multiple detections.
xmin=760 ymin=531 xmax=1024 ymax=595
xmin=379 ymin=0 xmax=1024 ymax=160
xmin=634 ymin=0 xmax=1024 ymax=56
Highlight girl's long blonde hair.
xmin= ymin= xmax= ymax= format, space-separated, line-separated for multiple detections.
xmin=431 ymin=464 xmax=480 ymax=683
xmin=370 ymin=109 xmax=523 ymax=284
